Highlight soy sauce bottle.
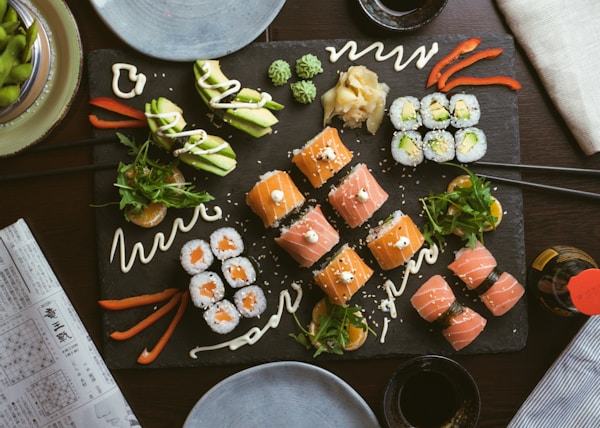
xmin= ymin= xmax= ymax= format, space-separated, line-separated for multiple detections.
xmin=528 ymin=246 xmax=599 ymax=316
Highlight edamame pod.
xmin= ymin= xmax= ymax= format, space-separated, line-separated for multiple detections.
xmin=6 ymin=62 xmax=31 ymax=84
xmin=0 ymin=84 xmax=20 ymax=107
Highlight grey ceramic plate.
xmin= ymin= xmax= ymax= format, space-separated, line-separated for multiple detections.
xmin=89 ymin=0 xmax=286 ymax=61
xmin=182 ymin=361 xmax=380 ymax=427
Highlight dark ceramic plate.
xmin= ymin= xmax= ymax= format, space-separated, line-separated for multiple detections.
xmin=357 ymin=0 xmax=448 ymax=31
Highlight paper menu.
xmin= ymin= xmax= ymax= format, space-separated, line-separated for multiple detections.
xmin=0 ymin=219 xmax=140 ymax=427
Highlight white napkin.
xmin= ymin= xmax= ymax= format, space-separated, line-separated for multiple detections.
xmin=507 ymin=316 xmax=600 ymax=427
xmin=496 ymin=0 xmax=600 ymax=156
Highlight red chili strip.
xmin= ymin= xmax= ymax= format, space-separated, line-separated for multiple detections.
xmin=440 ymin=76 xmax=522 ymax=93
xmin=437 ymin=48 xmax=504 ymax=90
xmin=98 ymin=288 xmax=180 ymax=310
xmin=137 ymin=291 xmax=189 ymax=365
xmin=88 ymin=114 xmax=147 ymax=129
xmin=89 ymin=97 xmax=147 ymax=120
xmin=426 ymin=37 xmax=481 ymax=88
xmin=109 ymin=291 xmax=184 ymax=341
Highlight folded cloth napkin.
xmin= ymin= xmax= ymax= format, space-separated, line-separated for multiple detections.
xmin=508 ymin=316 xmax=600 ymax=427
xmin=496 ymin=0 xmax=600 ymax=156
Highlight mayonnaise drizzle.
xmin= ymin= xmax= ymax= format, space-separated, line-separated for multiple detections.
xmin=325 ymin=41 xmax=439 ymax=72
xmin=189 ymin=282 xmax=303 ymax=357
xmin=380 ymin=316 xmax=390 ymax=344
xmin=111 ymin=63 xmax=147 ymax=99
xmin=196 ymin=62 xmax=272 ymax=109
xmin=378 ymin=245 xmax=440 ymax=319
xmin=144 ymin=111 xmax=228 ymax=157
xmin=110 ymin=203 xmax=223 ymax=273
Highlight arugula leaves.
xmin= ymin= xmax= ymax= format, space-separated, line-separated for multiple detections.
xmin=421 ymin=163 xmax=498 ymax=249
xmin=114 ymin=133 xmax=214 ymax=218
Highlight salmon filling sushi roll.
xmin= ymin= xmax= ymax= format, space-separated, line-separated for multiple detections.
xmin=203 ymin=300 xmax=240 ymax=334
xmin=234 ymin=285 xmax=267 ymax=318
xmin=313 ymin=244 xmax=373 ymax=305
xmin=246 ymin=170 xmax=306 ymax=228
xmin=180 ymin=239 xmax=214 ymax=275
xmin=189 ymin=271 xmax=225 ymax=309
xmin=275 ymin=205 xmax=340 ymax=268
xmin=441 ymin=306 xmax=487 ymax=351
xmin=448 ymin=241 xmax=497 ymax=289
xmin=328 ymin=163 xmax=389 ymax=228
xmin=410 ymin=275 xmax=457 ymax=322
xmin=221 ymin=256 xmax=257 ymax=288
xmin=209 ymin=227 xmax=244 ymax=261
xmin=478 ymin=271 xmax=525 ymax=316
xmin=366 ymin=210 xmax=425 ymax=270
xmin=292 ymin=126 xmax=353 ymax=188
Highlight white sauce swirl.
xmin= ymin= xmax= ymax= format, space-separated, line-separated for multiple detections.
xmin=111 ymin=63 xmax=147 ymax=99
xmin=356 ymin=188 xmax=369 ymax=202
xmin=339 ymin=271 xmax=355 ymax=284
xmin=270 ymin=189 xmax=284 ymax=203
xmin=304 ymin=230 xmax=319 ymax=244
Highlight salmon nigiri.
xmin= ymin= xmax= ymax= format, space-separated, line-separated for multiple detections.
xmin=313 ymin=244 xmax=373 ymax=305
xmin=328 ymin=163 xmax=388 ymax=228
xmin=275 ymin=205 xmax=340 ymax=268
xmin=246 ymin=170 xmax=305 ymax=228
xmin=478 ymin=271 xmax=525 ymax=316
xmin=442 ymin=306 xmax=487 ymax=351
xmin=366 ymin=210 xmax=425 ymax=270
xmin=410 ymin=274 xmax=457 ymax=322
xmin=447 ymin=241 xmax=497 ymax=289
xmin=292 ymin=126 xmax=353 ymax=188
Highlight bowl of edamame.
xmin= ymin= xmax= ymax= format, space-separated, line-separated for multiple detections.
xmin=0 ymin=0 xmax=50 ymax=122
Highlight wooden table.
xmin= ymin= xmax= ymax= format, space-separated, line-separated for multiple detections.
xmin=1 ymin=1 xmax=599 ymax=426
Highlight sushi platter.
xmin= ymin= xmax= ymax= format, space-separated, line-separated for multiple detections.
xmin=90 ymin=34 xmax=527 ymax=369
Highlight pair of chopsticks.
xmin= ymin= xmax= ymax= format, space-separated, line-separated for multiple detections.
xmin=473 ymin=161 xmax=600 ymax=201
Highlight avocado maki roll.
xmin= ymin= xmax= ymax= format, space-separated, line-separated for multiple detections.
xmin=455 ymin=127 xmax=487 ymax=163
xmin=391 ymin=131 xmax=424 ymax=167
xmin=421 ymin=93 xmax=451 ymax=129
xmin=423 ymin=130 xmax=455 ymax=163
xmin=389 ymin=96 xmax=422 ymax=131
xmin=450 ymin=94 xmax=481 ymax=128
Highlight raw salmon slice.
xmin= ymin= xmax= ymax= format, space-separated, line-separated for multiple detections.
xmin=313 ymin=244 xmax=373 ymax=304
xmin=275 ymin=205 xmax=340 ymax=267
xmin=328 ymin=163 xmax=388 ymax=228
xmin=366 ymin=210 xmax=424 ymax=270
xmin=479 ymin=271 xmax=525 ymax=316
xmin=246 ymin=170 xmax=305 ymax=228
xmin=442 ymin=306 xmax=487 ymax=351
xmin=410 ymin=275 xmax=456 ymax=322
xmin=448 ymin=241 xmax=497 ymax=289
xmin=292 ymin=126 xmax=353 ymax=188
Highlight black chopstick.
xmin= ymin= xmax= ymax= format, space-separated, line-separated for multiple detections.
xmin=473 ymin=161 xmax=600 ymax=176
xmin=28 ymin=135 xmax=118 ymax=153
xmin=477 ymin=174 xmax=600 ymax=201
xmin=0 ymin=162 xmax=118 ymax=182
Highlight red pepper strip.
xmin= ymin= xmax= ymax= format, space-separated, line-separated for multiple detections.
xmin=437 ymin=48 xmax=504 ymax=90
xmin=137 ymin=291 xmax=189 ymax=365
xmin=98 ymin=288 xmax=180 ymax=311
xmin=426 ymin=37 xmax=482 ymax=88
xmin=88 ymin=114 xmax=147 ymax=129
xmin=109 ymin=291 xmax=183 ymax=341
xmin=89 ymin=97 xmax=147 ymax=120
xmin=440 ymin=76 xmax=522 ymax=93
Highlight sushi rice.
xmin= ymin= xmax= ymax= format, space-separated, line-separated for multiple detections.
xmin=189 ymin=271 xmax=225 ymax=309
xmin=203 ymin=299 xmax=241 ymax=334
xmin=455 ymin=127 xmax=487 ymax=163
xmin=389 ymin=96 xmax=422 ymax=131
xmin=233 ymin=285 xmax=267 ymax=318
xmin=209 ymin=227 xmax=244 ymax=261
xmin=450 ymin=93 xmax=481 ymax=128
xmin=421 ymin=92 xmax=451 ymax=129
xmin=221 ymin=256 xmax=257 ymax=288
xmin=390 ymin=130 xmax=424 ymax=167
xmin=180 ymin=239 xmax=214 ymax=275
xmin=423 ymin=130 xmax=455 ymax=162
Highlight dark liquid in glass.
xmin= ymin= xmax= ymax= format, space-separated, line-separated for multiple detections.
xmin=379 ymin=0 xmax=427 ymax=12
xmin=399 ymin=371 xmax=458 ymax=427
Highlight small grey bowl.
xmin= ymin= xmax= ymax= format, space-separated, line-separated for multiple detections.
xmin=357 ymin=0 xmax=448 ymax=32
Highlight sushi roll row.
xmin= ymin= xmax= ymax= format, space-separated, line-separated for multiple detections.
xmin=391 ymin=126 xmax=487 ymax=166
xmin=389 ymin=92 xmax=481 ymax=132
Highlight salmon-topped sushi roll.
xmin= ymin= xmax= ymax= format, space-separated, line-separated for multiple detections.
xmin=410 ymin=275 xmax=457 ymax=322
xmin=366 ymin=210 xmax=424 ymax=270
xmin=246 ymin=170 xmax=305 ymax=228
xmin=447 ymin=241 xmax=497 ymax=289
xmin=313 ymin=244 xmax=373 ymax=304
xmin=478 ymin=271 xmax=525 ymax=316
xmin=441 ymin=307 xmax=487 ymax=351
xmin=292 ymin=126 xmax=353 ymax=188
xmin=275 ymin=205 xmax=340 ymax=268
xmin=328 ymin=163 xmax=388 ymax=228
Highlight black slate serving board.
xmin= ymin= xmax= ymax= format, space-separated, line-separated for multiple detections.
xmin=90 ymin=34 xmax=527 ymax=369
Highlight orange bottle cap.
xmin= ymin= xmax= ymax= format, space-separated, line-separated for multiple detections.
xmin=567 ymin=268 xmax=600 ymax=316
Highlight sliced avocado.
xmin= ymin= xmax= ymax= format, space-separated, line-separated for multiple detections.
xmin=454 ymin=99 xmax=470 ymax=119
xmin=399 ymin=135 xmax=419 ymax=156
xmin=222 ymin=114 xmax=273 ymax=138
xmin=155 ymin=97 xmax=186 ymax=131
xmin=401 ymin=101 xmax=417 ymax=121
xmin=178 ymin=153 xmax=236 ymax=177
xmin=226 ymin=105 xmax=278 ymax=128
xmin=458 ymin=132 xmax=478 ymax=153
xmin=145 ymin=101 xmax=174 ymax=151
xmin=429 ymin=100 xmax=450 ymax=121
xmin=237 ymin=87 xmax=284 ymax=111
xmin=190 ymin=134 xmax=236 ymax=159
